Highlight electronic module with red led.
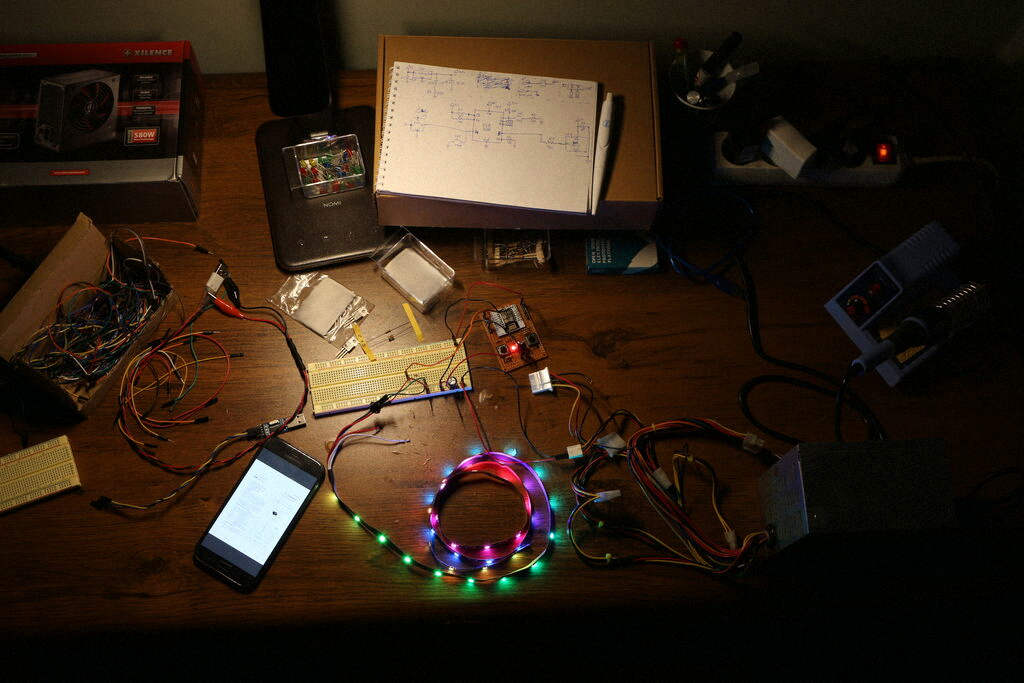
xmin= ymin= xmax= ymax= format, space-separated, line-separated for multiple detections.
xmin=486 ymin=303 xmax=547 ymax=372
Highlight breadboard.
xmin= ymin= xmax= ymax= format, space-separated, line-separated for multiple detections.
xmin=1 ymin=435 xmax=80 ymax=514
xmin=307 ymin=339 xmax=472 ymax=417
xmin=484 ymin=302 xmax=548 ymax=372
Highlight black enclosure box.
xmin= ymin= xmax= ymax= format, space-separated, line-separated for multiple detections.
xmin=0 ymin=42 xmax=203 ymax=226
xmin=759 ymin=439 xmax=954 ymax=551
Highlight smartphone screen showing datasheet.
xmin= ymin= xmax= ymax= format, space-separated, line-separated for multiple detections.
xmin=198 ymin=449 xmax=318 ymax=576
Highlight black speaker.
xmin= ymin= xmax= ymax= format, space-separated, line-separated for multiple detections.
xmin=258 ymin=0 xmax=332 ymax=118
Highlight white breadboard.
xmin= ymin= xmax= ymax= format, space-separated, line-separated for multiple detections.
xmin=307 ymin=339 xmax=472 ymax=417
xmin=0 ymin=435 xmax=80 ymax=513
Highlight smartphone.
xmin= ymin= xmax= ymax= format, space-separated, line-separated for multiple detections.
xmin=194 ymin=437 xmax=324 ymax=592
xmin=258 ymin=0 xmax=332 ymax=117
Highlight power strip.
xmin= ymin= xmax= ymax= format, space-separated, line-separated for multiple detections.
xmin=711 ymin=132 xmax=903 ymax=187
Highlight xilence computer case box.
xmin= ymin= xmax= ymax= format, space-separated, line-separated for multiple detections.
xmin=0 ymin=42 xmax=203 ymax=225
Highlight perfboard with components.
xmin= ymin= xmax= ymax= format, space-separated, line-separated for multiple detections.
xmin=484 ymin=302 xmax=548 ymax=372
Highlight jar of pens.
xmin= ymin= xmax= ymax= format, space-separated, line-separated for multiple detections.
xmin=670 ymin=33 xmax=758 ymax=115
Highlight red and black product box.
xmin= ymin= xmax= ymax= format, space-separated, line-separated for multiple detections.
xmin=0 ymin=41 xmax=203 ymax=225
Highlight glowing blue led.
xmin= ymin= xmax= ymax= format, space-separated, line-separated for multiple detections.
xmin=505 ymin=447 xmax=518 ymax=457
xmin=442 ymin=465 xmax=455 ymax=476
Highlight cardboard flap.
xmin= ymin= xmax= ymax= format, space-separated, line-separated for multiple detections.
xmin=0 ymin=213 xmax=107 ymax=359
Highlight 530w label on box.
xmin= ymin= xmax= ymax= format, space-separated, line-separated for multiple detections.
xmin=124 ymin=126 xmax=160 ymax=146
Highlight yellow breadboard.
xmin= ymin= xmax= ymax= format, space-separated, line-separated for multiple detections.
xmin=307 ymin=339 xmax=472 ymax=417
xmin=1 ymin=435 xmax=80 ymax=514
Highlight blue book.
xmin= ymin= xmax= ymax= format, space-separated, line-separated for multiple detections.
xmin=586 ymin=233 xmax=658 ymax=274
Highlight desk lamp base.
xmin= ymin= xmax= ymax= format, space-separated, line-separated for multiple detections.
xmin=256 ymin=106 xmax=383 ymax=272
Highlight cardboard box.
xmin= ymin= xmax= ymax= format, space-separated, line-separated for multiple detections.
xmin=0 ymin=42 xmax=203 ymax=226
xmin=374 ymin=35 xmax=662 ymax=230
xmin=0 ymin=214 xmax=171 ymax=418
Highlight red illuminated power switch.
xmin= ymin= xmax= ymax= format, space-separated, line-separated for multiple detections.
xmin=873 ymin=142 xmax=896 ymax=164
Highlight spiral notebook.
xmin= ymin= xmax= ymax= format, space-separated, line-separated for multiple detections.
xmin=376 ymin=62 xmax=599 ymax=214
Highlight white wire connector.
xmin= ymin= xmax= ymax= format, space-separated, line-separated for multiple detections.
xmin=595 ymin=432 xmax=626 ymax=458
xmin=529 ymin=367 xmax=553 ymax=394
xmin=205 ymin=271 xmax=225 ymax=295
xmin=594 ymin=489 xmax=621 ymax=503
xmin=724 ymin=528 xmax=738 ymax=550
xmin=742 ymin=433 xmax=765 ymax=453
xmin=204 ymin=261 xmax=230 ymax=295
xmin=651 ymin=467 xmax=673 ymax=492
xmin=566 ymin=443 xmax=584 ymax=459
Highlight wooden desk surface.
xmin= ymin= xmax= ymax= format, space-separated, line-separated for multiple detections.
xmin=1 ymin=71 xmax=1021 ymax=641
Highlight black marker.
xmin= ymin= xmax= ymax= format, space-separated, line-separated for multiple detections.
xmin=695 ymin=32 xmax=743 ymax=87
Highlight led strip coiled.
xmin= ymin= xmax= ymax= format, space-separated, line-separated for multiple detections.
xmin=330 ymin=441 xmax=554 ymax=584
xmin=428 ymin=451 xmax=552 ymax=576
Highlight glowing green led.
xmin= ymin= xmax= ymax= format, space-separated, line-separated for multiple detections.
xmin=402 ymin=555 xmax=413 ymax=565
xmin=499 ymin=577 xmax=508 ymax=583
xmin=353 ymin=515 xmax=361 ymax=523
xmin=377 ymin=534 xmax=387 ymax=544
xmin=533 ymin=561 xmax=543 ymax=572
xmin=466 ymin=577 xmax=475 ymax=585
xmin=548 ymin=531 xmax=555 ymax=540
xmin=434 ymin=570 xmax=443 ymax=577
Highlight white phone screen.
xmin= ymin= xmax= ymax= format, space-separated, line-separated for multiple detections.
xmin=199 ymin=449 xmax=318 ymax=576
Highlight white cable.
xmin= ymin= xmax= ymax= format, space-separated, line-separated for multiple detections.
xmin=328 ymin=433 xmax=410 ymax=470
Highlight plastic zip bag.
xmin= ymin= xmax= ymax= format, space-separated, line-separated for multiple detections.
xmin=268 ymin=273 xmax=372 ymax=351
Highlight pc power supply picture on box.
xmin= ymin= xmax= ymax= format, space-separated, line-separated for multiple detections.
xmin=34 ymin=69 xmax=120 ymax=152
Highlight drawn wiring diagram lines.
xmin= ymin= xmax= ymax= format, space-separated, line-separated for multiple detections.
xmin=394 ymin=65 xmax=595 ymax=161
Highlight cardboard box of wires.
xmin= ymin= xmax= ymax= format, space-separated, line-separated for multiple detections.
xmin=374 ymin=35 xmax=662 ymax=230
xmin=0 ymin=213 xmax=172 ymax=418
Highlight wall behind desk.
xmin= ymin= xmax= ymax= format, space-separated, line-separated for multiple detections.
xmin=3 ymin=1 xmax=1023 ymax=73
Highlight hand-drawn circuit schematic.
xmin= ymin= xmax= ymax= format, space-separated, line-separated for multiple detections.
xmin=393 ymin=63 xmax=596 ymax=161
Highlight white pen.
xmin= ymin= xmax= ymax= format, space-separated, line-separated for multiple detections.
xmin=591 ymin=91 xmax=614 ymax=215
